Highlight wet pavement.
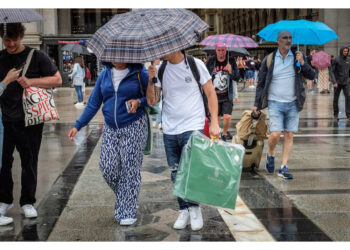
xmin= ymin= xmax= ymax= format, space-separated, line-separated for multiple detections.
xmin=0 ymin=86 xmax=349 ymax=241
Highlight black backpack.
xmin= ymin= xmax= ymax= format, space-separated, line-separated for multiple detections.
xmin=157 ymin=55 xmax=210 ymax=119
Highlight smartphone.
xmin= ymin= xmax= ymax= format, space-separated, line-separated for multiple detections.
xmin=125 ymin=101 xmax=131 ymax=113
xmin=16 ymin=62 xmax=26 ymax=70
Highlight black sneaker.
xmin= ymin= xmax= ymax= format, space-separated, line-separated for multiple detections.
xmin=226 ymin=131 xmax=233 ymax=140
xmin=221 ymin=134 xmax=227 ymax=142
xmin=278 ymin=165 xmax=293 ymax=179
xmin=265 ymin=154 xmax=275 ymax=173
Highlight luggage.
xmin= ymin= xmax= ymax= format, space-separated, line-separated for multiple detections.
xmin=173 ymin=131 xmax=245 ymax=209
xmin=232 ymin=110 xmax=268 ymax=171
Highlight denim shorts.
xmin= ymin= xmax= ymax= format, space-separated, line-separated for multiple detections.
xmin=245 ymin=70 xmax=254 ymax=80
xmin=268 ymin=100 xmax=300 ymax=133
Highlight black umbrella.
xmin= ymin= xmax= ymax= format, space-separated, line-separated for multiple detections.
xmin=61 ymin=43 xmax=90 ymax=55
xmin=202 ymin=46 xmax=250 ymax=57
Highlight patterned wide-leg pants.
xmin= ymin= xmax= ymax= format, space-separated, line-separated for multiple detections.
xmin=99 ymin=114 xmax=148 ymax=221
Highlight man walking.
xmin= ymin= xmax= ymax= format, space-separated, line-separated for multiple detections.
xmin=205 ymin=45 xmax=240 ymax=141
xmin=147 ymin=51 xmax=220 ymax=231
xmin=0 ymin=23 xmax=62 ymax=218
xmin=330 ymin=47 xmax=350 ymax=120
xmin=245 ymin=56 xmax=256 ymax=89
xmin=253 ymin=30 xmax=315 ymax=179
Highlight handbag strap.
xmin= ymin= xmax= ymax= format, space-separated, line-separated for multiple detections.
xmin=137 ymin=73 xmax=145 ymax=97
xmin=22 ymin=49 xmax=35 ymax=77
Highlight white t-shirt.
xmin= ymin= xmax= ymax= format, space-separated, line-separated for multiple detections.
xmin=155 ymin=58 xmax=211 ymax=135
xmin=111 ymin=67 xmax=129 ymax=92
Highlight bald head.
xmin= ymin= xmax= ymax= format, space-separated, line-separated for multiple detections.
xmin=277 ymin=30 xmax=292 ymax=41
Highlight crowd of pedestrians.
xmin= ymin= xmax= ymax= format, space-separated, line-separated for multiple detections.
xmin=0 ymin=18 xmax=349 ymax=233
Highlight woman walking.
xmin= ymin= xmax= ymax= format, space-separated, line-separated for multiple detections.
xmin=69 ymin=57 xmax=85 ymax=108
xmin=317 ymin=67 xmax=330 ymax=94
xmin=68 ymin=62 xmax=149 ymax=226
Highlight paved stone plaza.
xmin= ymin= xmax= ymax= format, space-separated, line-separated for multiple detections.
xmin=0 ymin=87 xmax=349 ymax=241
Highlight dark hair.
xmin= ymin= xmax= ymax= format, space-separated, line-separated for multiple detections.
xmin=0 ymin=23 xmax=26 ymax=39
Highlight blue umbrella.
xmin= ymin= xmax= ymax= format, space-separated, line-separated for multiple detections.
xmin=257 ymin=20 xmax=338 ymax=45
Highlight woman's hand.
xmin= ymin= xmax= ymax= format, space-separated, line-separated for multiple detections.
xmin=3 ymin=68 xmax=22 ymax=85
xmin=127 ymin=99 xmax=141 ymax=113
xmin=68 ymin=128 xmax=78 ymax=142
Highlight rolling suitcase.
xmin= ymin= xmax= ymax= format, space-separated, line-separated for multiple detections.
xmin=232 ymin=110 xmax=268 ymax=171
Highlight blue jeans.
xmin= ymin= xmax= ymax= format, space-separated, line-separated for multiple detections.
xmin=268 ymin=100 xmax=300 ymax=133
xmin=74 ymin=85 xmax=83 ymax=102
xmin=0 ymin=111 xmax=3 ymax=172
xmin=163 ymin=130 xmax=200 ymax=210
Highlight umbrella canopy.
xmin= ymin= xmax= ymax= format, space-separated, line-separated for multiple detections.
xmin=87 ymin=9 xmax=208 ymax=63
xmin=0 ymin=9 xmax=44 ymax=24
xmin=61 ymin=43 xmax=90 ymax=55
xmin=199 ymin=34 xmax=258 ymax=48
xmin=202 ymin=46 xmax=250 ymax=57
xmin=311 ymin=51 xmax=331 ymax=70
xmin=257 ymin=20 xmax=338 ymax=45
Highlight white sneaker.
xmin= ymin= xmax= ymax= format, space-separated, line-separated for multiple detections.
xmin=152 ymin=121 xmax=157 ymax=128
xmin=0 ymin=203 xmax=13 ymax=216
xmin=158 ymin=123 xmax=162 ymax=130
xmin=188 ymin=206 xmax=203 ymax=231
xmin=0 ymin=215 xmax=13 ymax=226
xmin=120 ymin=218 xmax=137 ymax=225
xmin=74 ymin=102 xmax=85 ymax=109
xmin=173 ymin=209 xmax=190 ymax=229
xmin=21 ymin=204 xmax=38 ymax=218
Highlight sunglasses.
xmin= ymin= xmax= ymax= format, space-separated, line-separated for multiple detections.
xmin=281 ymin=36 xmax=293 ymax=40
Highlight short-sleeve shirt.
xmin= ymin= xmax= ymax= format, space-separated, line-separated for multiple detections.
xmin=0 ymin=46 xmax=58 ymax=122
xmin=155 ymin=57 xmax=211 ymax=135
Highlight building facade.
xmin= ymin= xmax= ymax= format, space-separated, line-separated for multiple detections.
xmin=2 ymin=9 xmax=349 ymax=86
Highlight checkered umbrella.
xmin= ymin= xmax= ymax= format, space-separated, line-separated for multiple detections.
xmin=0 ymin=9 xmax=44 ymax=24
xmin=200 ymin=33 xmax=258 ymax=48
xmin=0 ymin=9 xmax=44 ymax=37
xmin=202 ymin=46 xmax=250 ymax=57
xmin=87 ymin=8 xmax=208 ymax=63
xmin=61 ymin=43 xmax=90 ymax=55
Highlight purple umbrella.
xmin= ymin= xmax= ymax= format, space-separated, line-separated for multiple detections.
xmin=311 ymin=51 xmax=331 ymax=70
xmin=199 ymin=33 xmax=258 ymax=48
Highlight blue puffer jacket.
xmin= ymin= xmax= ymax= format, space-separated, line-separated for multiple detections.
xmin=74 ymin=63 xmax=149 ymax=131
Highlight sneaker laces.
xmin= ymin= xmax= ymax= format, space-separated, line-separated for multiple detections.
xmin=178 ymin=210 xmax=188 ymax=220
xmin=282 ymin=166 xmax=290 ymax=172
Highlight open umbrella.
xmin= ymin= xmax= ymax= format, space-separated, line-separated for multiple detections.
xmin=0 ymin=9 xmax=44 ymax=36
xmin=311 ymin=51 xmax=331 ymax=70
xmin=202 ymin=46 xmax=250 ymax=57
xmin=61 ymin=43 xmax=90 ymax=55
xmin=257 ymin=20 xmax=338 ymax=46
xmin=199 ymin=34 xmax=258 ymax=48
xmin=87 ymin=9 xmax=207 ymax=63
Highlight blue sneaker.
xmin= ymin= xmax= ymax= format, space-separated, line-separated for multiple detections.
xmin=265 ymin=154 xmax=275 ymax=173
xmin=278 ymin=165 xmax=293 ymax=179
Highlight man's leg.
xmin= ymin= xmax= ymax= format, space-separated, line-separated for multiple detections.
xmin=19 ymin=123 xmax=43 ymax=206
xmin=221 ymin=101 xmax=233 ymax=141
xmin=268 ymin=131 xmax=282 ymax=156
xmin=0 ymin=122 xmax=17 ymax=205
xmin=343 ymin=84 xmax=350 ymax=118
xmin=333 ymin=85 xmax=342 ymax=118
xmin=281 ymin=132 xmax=294 ymax=166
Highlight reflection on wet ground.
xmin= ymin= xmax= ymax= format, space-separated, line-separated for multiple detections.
xmin=239 ymin=172 xmax=331 ymax=241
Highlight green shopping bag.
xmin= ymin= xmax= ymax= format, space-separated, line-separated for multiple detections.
xmin=173 ymin=131 xmax=245 ymax=209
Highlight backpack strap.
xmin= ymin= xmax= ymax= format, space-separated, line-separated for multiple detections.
xmin=186 ymin=55 xmax=210 ymax=119
xmin=157 ymin=61 xmax=168 ymax=86
xmin=266 ymin=52 xmax=273 ymax=70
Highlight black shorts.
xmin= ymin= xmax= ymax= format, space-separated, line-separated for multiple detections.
xmin=218 ymin=100 xmax=233 ymax=116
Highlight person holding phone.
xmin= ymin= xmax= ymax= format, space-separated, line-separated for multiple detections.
xmin=68 ymin=62 xmax=149 ymax=226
